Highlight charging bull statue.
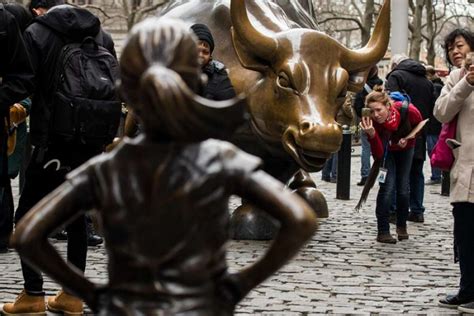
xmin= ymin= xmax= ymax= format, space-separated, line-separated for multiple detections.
xmin=159 ymin=0 xmax=390 ymax=239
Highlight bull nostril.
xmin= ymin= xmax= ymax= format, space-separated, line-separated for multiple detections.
xmin=300 ymin=121 xmax=312 ymax=133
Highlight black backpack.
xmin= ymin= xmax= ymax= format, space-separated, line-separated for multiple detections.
xmin=49 ymin=33 xmax=121 ymax=147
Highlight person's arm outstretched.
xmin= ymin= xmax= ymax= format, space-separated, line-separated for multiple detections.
xmin=222 ymin=170 xmax=317 ymax=304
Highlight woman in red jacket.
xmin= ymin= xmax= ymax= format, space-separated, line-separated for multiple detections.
xmin=360 ymin=89 xmax=423 ymax=243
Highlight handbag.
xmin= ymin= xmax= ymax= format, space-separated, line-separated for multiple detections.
xmin=430 ymin=116 xmax=457 ymax=171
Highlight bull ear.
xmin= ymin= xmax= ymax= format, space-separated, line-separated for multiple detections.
xmin=347 ymin=69 xmax=370 ymax=93
xmin=231 ymin=27 xmax=270 ymax=72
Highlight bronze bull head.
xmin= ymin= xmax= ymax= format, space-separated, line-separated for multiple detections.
xmin=160 ymin=0 xmax=390 ymax=172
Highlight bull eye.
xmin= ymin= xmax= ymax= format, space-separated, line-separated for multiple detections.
xmin=277 ymin=72 xmax=292 ymax=89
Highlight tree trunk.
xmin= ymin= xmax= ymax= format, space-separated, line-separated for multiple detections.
xmin=360 ymin=0 xmax=375 ymax=46
xmin=425 ymin=0 xmax=436 ymax=66
xmin=409 ymin=0 xmax=424 ymax=60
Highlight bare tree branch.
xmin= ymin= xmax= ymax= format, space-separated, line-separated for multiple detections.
xmin=319 ymin=16 xmax=363 ymax=29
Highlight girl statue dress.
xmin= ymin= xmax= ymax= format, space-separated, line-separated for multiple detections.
xmin=12 ymin=18 xmax=318 ymax=315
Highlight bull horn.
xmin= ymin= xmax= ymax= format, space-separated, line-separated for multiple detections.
xmin=231 ymin=0 xmax=278 ymax=60
xmin=341 ymin=0 xmax=391 ymax=71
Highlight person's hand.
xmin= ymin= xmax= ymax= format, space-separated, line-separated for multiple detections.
xmin=359 ymin=116 xmax=375 ymax=139
xmin=398 ymin=138 xmax=407 ymax=148
xmin=466 ymin=65 xmax=474 ymax=86
xmin=9 ymin=103 xmax=27 ymax=125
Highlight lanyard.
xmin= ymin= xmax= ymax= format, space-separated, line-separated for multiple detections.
xmin=382 ymin=141 xmax=389 ymax=168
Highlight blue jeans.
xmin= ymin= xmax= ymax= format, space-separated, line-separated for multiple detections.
xmin=322 ymin=153 xmax=338 ymax=180
xmin=360 ymin=131 xmax=371 ymax=179
xmin=453 ymin=203 xmax=474 ymax=300
xmin=375 ymin=148 xmax=414 ymax=234
xmin=410 ymin=158 xmax=425 ymax=214
xmin=427 ymin=134 xmax=442 ymax=181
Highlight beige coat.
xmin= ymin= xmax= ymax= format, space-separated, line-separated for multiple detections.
xmin=434 ymin=68 xmax=474 ymax=203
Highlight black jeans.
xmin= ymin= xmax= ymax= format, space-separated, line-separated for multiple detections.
xmin=453 ymin=202 xmax=474 ymax=301
xmin=375 ymin=148 xmax=414 ymax=234
xmin=15 ymin=144 xmax=101 ymax=294
xmin=0 ymin=181 xmax=13 ymax=248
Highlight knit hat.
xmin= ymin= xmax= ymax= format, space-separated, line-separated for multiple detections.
xmin=29 ymin=0 xmax=63 ymax=10
xmin=190 ymin=23 xmax=215 ymax=53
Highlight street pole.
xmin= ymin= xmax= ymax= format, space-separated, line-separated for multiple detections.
xmin=391 ymin=0 xmax=409 ymax=55
xmin=441 ymin=171 xmax=450 ymax=197
xmin=336 ymin=125 xmax=352 ymax=200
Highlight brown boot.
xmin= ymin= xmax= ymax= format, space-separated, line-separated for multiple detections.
xmin=2 ymin=290 xmax=46 ymax=315
xmin=47 ymin=290 xmax=83 ymax=315
xmin=376 ymin=233 xmax=397 ymax=244
xmin=396 ymin=226 xmax=409 ymax=241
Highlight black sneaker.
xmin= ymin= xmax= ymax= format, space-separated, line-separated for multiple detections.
xmin=357 ymin=177 xmax=367 ymax=186
xmin=51 ymin=230 xmax=68 ymax=241
xmin=87 ymin=222 xmax=103 ymax=247
xmin=0 ymin=239 xmax=9 ymax=253
xmin=426 ymin=179 xmax=442 ymax=185
xmin=459 ymin=301 xmax=474 ymax=313
xmin=439 ymin=294 xmax=473 ymax=309
xmin=407 ymin=212 xmax=424 ymax=223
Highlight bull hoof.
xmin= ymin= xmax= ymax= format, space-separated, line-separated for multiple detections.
xmin=293 ymin=187 xmax=328 ymax=218
xmin=287 ymin=169 xmax=328 ymax=218
xmin=230 ymin=204 xmax=279 ymax=240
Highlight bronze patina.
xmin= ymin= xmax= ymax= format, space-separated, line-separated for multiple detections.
xmin=12 ymin=18 xmax=317 ymax=315
xmin=159 ymin=0 xmax=391 ymax=239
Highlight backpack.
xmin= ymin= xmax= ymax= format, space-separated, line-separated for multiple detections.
xmin=49 ymin=33 xmax=121 ymax=147
xmin=389 ymin=92 xmax=411 ymax=140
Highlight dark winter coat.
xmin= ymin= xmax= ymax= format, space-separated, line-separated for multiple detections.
xmin=385 ymin=59 xmax=435 ymax=161
xmin=0 ymin=5 xmax=34 ymax=184
xmin=426 ymin=78 xmax=443 ymax=136
xmin=200 ymin=60 xmax=236 ymax=101
xmin=23 ymin=5 xmax=116 ymax=148
xmin=353 ymin=75 xmax=383 ymax=118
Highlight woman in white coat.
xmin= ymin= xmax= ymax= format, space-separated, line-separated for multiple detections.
xmin=434 ymin=28 xmax=474 ymax=313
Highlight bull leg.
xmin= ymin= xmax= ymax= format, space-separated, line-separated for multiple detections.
xmin=287 ymin=169 xmax=328 ymax=218
xmin=230 ymin=202 xmax=279 ymax=240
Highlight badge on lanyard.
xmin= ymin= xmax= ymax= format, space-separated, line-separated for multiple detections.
xmin=378 ymin=168 xmax=388 ymax=184
xmin=379 ymin=142 xmax=389 ymax=184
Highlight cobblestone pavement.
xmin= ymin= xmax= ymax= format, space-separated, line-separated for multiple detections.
xmin=0 ymin=147 xmax=461 ymax=315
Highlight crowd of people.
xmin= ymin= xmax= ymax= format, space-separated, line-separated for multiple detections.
xmin=0 ymin=0 xmax=472 ymax=314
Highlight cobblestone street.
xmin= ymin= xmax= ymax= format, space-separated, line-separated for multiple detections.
xmin=0 ymin=147 xmax=460 ymax=314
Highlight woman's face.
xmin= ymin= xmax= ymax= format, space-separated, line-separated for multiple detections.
xmin=368 ymin=101 xmax=390 ymax=124
xmin=448 ymin=35 xmax=472 ymax=68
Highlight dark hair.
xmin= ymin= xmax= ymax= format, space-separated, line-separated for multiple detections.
xmin=5 ymin=3 xmax=33 ymax=32
xmin=443 ymin=28 xmax=474 ymax=66
xmin=28 ymin=0 xmax=64 ymax=13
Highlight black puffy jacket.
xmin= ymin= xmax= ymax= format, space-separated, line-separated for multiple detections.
xmin=23 ymin=5 xmax=116 ymax=147
xmin=386 ymin=59 xmax=434 ymax=160
xmin=200 ymin=60 xmax=236 ymax=101
xmin=0 ymin=5 xmax=34 ymax=184
xmin=426 ymin=78 xmax=443 ymax=136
